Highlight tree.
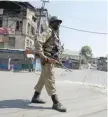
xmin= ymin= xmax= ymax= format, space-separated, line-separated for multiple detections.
xmin=80 ymin=46 xmax=93 ymax=62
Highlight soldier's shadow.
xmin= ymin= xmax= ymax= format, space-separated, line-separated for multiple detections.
xmin=0 ymin=99 xmax=52 ymax=110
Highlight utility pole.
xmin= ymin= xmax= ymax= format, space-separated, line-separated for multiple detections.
xmin=38 ymin=0 xmax=49 ymax=36
xmin=33 ymin=0 xmax=49 ymax=50
xmin=33 ymin=0 xmax=49 ymax=71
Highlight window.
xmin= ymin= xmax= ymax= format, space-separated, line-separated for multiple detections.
xmin=31 ymin=26 xmax=35 ymax=35
xmin=40 ymin=25 xmax=44 ymax=33
xmin=32 ymin=16 xmax=37 ymax=22
xmin=0 ymin=17 xmax=3 ymax=27
xmin=26 ymin=40 xmax=29 ymax=47
xmin=8 ymin=37 xmax=15 ymax=47
xmin=27 ymin=23 xmax=30 ymax=34
xmin=16 ymin=21 xmax=22 ymax=31
xmin=30 ymin=41 xmax=32 ymax=48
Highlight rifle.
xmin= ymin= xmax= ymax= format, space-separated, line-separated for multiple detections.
xmin=25 ymin=48 xmax=72 ymax=72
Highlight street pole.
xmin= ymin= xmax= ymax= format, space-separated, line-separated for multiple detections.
xmin=34 ymin=0 xmax=49 ymax=48
xmin=38 ymin=0 xmax=49 ymax=36
xmin=34 ymin=0 xmax=49 ymax=71
xmin=79 ymin=54 xmax=80 ymax=69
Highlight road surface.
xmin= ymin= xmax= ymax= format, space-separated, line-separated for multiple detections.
xmin=0 ymin=69 xmax=107 ymax=117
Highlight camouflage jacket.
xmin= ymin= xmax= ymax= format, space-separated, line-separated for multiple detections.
xmin=35 ymin=27 xmax=62 ymax=63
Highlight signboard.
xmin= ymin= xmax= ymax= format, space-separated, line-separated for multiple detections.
xmin=8 ymin=28 xmax=15 ymax=34
xmin=0 ymin=37 xmax=8 ymax=42
xmin=0 ymin=28 xmax=15 ymax=35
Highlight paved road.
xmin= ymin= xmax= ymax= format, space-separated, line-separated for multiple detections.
xmin=0 ymin=69 xmax=107 ymax=117
xmin=56 ymin=69 xmax=107 ymax=86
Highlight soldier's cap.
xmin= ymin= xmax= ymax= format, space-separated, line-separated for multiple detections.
xmin=49 ymin=16 xmax=62 ymax=24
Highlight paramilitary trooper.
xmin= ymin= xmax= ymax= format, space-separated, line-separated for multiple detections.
xmin=31 ymin=16 xmax=67 ymax=112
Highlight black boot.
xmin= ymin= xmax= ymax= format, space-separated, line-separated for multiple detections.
xmin=31 ymin=91 xmax=46 ymax=104
xmin=51 ymin=94 xmax=67 ymax=112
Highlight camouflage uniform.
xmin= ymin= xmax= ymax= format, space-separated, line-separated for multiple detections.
xmin=34 ymin=27 xmax=60 ymax=96
xmin=32 ymin=16 xmax=67 ymax=112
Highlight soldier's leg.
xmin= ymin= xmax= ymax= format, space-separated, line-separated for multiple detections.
xmin=44 ymin=63 xmax=56 ymax=96
xmin=44 ymin=63 xmax=67 ymax=112
xmin=31 ymin=65 xmax=46 ymax=104
xmin=34 ymin=65 xmax=45 ymax=92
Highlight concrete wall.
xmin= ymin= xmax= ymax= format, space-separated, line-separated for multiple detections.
xmin=26 ymin=8 xmax=38 ymax=36
xmin=4 ymin=35 xmax=25 ymax=49
xmin=22 ymin=18 xmax=27 ymax=35
xmin=15 ymin=35 xmax=25 ymax=49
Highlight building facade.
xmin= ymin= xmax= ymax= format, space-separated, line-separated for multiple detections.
xmin=97 ymin=57 xmax=107 ymax=71
xmin=61 ymin=49 xmax=80 ymax=60
xmin=0 ymin=1 xmax=48 ymax=50
xmin=61 ymin=49 xmax=81 ymax=69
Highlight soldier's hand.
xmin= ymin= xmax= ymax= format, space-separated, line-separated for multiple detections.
xmin=47 ymin=58 xmax=59 ymax=64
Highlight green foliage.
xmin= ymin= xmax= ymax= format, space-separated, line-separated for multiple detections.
xmin=80 ymin=46 xmax=93 ymax=60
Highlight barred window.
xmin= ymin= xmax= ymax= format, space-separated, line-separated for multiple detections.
xmin=31 ymin=26 xmax=35 ymax=35
xmin=27 ymin=23 xmax=30 ymax=34
xmin=16 ymin=21 xmax=22 ymax=31
xmin=8 ymin=37 xmax=15 ymax=48
xmin=26 ymin=40 xmax=29 ymax=47
xmin=30 ymin=41 xmax=32 ymax=48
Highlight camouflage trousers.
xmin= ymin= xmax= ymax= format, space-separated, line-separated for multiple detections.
xmin=34 ymin=63 xmax=56 ymax=96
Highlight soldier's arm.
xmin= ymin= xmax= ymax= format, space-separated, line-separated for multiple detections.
xmin=35 ymin=28 xmax=52 ymax=61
